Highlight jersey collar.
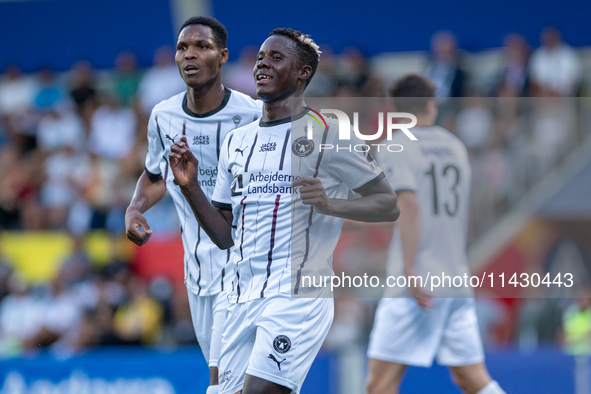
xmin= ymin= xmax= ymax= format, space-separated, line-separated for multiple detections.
xmin=182 ymin=87 xmax=231 ymax=118
xmin=258 ymin=109 xmax=308 ymax=127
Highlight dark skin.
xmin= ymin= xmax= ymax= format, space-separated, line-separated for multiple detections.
xmin=170 ymin=34 xmax=399 ymax=394
xmin=124 ymin=22 xmax=228 ymax=386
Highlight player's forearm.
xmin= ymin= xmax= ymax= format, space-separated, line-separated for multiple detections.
xmin=179 ymin=183 xmax=234 ymax=249
xmin=128 ymin=171 xmax=167 ymax=213
xmin=324 ymin=192 xmax=399 ymax=222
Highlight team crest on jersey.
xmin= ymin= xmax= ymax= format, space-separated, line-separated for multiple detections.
xmin=292 ymin=137 xmax=314 ymax=157
xmin=273 ymin=335 xmax=291 ymax=354
xmin=233 ymin=115 xmax=242 ymax=128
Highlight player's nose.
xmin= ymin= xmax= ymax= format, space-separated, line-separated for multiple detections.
xmin=256 ymin=55 xmax=271 ymax=69
xmin=185 ymin=47 xmax=197 ymax=59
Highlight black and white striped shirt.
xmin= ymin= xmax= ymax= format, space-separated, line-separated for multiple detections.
xmin=212 ymin=110 xmax=384 ymax=303
xmin=145 ymin=88 xmax=262 ymax=296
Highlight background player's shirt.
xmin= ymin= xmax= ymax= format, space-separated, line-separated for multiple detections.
xmin=212 ymin=111 xmax=384 ymax=303
xmin=377 ymin=126 xmax=472 ymax=297
xmin=145 ymin=88 xmax=262 ymax=296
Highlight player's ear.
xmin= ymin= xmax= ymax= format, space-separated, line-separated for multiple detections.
xmin=299 ymin=65 xmax=312 ymax=83
xmin=220 ymin=48 xmax=229 ymax=65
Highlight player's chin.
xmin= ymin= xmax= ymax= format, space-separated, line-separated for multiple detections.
xmin=183 ymin=75 xmax=204 ymax=87
xmin=256 ymin=90 xmax=280 ymax=103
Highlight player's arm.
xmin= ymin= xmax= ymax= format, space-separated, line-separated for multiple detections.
xmin=125 ymin=171 xmax=167 ymax=246
xmin=292 ymin=176 xmax=399 ymax=222
xmin=397 ymin=190 xmax=433 ymax=310
xmin=169 ymin=136 xmax=234 ymax=249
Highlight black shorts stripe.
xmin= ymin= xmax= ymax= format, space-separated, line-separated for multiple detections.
xmin=279 ymin=127 xmax=291 ymax=171
xmin=194 ymin=225 xmax=202 ymax=295
xmin=227 ymin=133 xmax=234 ymax=158
xmin=145 ymin=167 xmax=162 ymax=182
xmin=155 ymin=117 xmax=171 ymax=182
xmin=155 ymin=115 xmax=165 ymax=150
xmin=212 ymin=200 xmax=232 ymax=211
xmin=294 ymin=125 xmax=329 ymax=294
xmin=236 ymin=196 xmax=247 ymax=303
xmin=244 ymin=132 xmax=258 ymax=172
xmin=353 ymin=172 xmax=386 ymax=194
xmin=294 ymin=206 xmax=314 ymax=295
xmin=216 ymin=120 xmax=221 ymax=160
xmin=221 ymin=248 xmax=230 ymax=291
xmin=260 ymin=194 xmax=281 ymax=297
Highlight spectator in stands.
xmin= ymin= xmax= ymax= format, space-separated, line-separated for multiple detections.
xmin=68 ymin=60 xmax=98 ymax=127
xmin=497 ymin=34 xmax=530 ymax=97
xmin=425 ymin=31 xmax=465 ymax=98
xmin=0 ymin=66 xmax=37 ymax=117
xmin=34 ymin=68 xmax=68 ymax=110
xmin=113 ymin=277 xmax=163 ymax=345
xmin=40 ymin=141 xmax=89 ymax=229
xmin=88 ymin=94 xmax=136 ymax=160
xmin=0 ymin=272 xmax=41 ymax=356
xmin=111 ymin=51 xmax=142 ymax=107
xmin=36 ymin=106 xmax=85 ymax=153
xmin=530 ymin=27 xmax=580 ymax=97
xmin=138 ymin=46 xmax=185 ymax=115
xmin=338 ymin=47 xmax=371 ymax=94
xmin=304 ymin=45 xmax=338 ymax=97
xmin=23 ymin=275 xmax=82 ymax=351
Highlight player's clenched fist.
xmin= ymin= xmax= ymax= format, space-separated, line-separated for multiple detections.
xmin=292 ymin=177 xmax=331 ymax=214
xmin=169 ymin=136 xmax=199 ymax=188
xmin=125 ymin=207 xmax=153 ymax=246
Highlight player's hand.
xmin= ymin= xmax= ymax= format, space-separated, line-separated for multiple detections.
xmin=406 ymin=270 xmax=434 ymax=311
xmin=169 ymin=136 xmax=199 ymax=188
xmin=292 ymin=177 xmax=331 ymax=214
xmin=125 ymin=207 xmax=153 ymax=246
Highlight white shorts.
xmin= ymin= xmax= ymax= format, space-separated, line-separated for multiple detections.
xmin=187 ymin=289 xmax=229 ymax=368
xmin=368 ymin=298 xmax=484 ymax=367
xmin=218 ymin=294 xmax=334 ymax=394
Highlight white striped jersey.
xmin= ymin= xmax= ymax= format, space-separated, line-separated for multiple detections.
xmin=377 ymin=126 xmax=472 ymax=297
xmin=212 ymin=110 xmax=385 ymax=303
xmin=145 ymin=88 xmax=262 ymax=296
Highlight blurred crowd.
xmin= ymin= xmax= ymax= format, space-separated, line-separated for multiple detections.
xmin=0 ymin=236 xmax=198 ymax=357
xmin=0 ymin=26 xmax=589 ymax=355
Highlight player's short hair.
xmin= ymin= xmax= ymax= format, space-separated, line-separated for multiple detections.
xmin=389 ymin=74 xmax=436 ymax=114
xmin=178 ymin=16 xmax=228 ymax=49
xmin=269 ymin=28 xmax=321 ymax=87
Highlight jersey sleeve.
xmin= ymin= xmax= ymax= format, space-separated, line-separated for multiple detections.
xmin=376 ymin=142 xmax=417 ymax=193
xmin=328 ymin=130 xmax=385 ymax=193
xmin=144 ymin=110 xmax=164 ymax=177
xmin=211 ymin=133 xmax=233 ymax=210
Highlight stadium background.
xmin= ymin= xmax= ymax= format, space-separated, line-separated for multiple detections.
xmin=1 ymin=0 xmax=591 ymax=392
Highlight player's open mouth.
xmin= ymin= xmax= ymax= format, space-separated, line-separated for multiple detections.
xmin=256 ymin=74 xmax=272 ymax=84
xmin=184 ymin=65 xmax=199 ymax=75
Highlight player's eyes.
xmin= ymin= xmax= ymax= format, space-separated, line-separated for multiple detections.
xmin=177 ymin=45 xmax=186 ymax=51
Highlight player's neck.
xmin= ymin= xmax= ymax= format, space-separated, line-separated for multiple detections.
xmin=185 ymin=81 xmax=226 ymax=115
xmin=262 ymin=97 xmax=305 ymax=122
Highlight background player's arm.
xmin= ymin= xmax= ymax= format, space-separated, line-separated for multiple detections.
xmin=125 ymin=171 xmax=167 ymax=246
xmin=292 ymin=177 xmax=399 ymax=222
xmin=397 ymin=190 xmax=433 ymax=310
xmin=169 ymin=136 xmax=234 ymax=249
